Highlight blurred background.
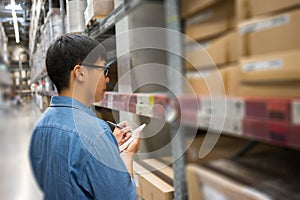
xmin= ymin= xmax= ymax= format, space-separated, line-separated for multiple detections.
xmin=0 ymin=0 xmax=300 ymax=199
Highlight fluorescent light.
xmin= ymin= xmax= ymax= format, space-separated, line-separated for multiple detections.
xmin=11 ymin=0 xmax=20 ymax=43
xmin=5 ymin=4 xmax=22 ymax=11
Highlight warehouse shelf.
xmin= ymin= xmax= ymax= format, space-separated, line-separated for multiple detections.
xmin=29 ymin=0 xmax=45 ymax=56
xmin=96 ymin=92 xmax=300 ymax=150
xmin=85 ymin=0 xmax=162 ymax=40
xmin=31 ymin=67 xmax=47 ymax=83
xmin=27 ymin=0 xmax=300 ymax=199
xmin=38 ymin=90 xmax=58 ymax=97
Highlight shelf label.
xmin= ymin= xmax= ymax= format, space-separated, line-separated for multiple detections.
xmin=199 ymin=98 xmax=244 ymax=118
xmin=137 ymin=95 xmax=154 ymax=105
xmin=186 ymin=71 xmax=211 ymax=79
xmin=292 ymin=101 xmax=300 ymax=125
xmin=223 ymin=117 xmax=243 ymax=136
xmin=243 ymin=59 xmax=283 ymax=72
xmin=229 ymin=99 xmax=245 ymax=118
xmin=107 ymin=93 xmax=113 ymax=108
xmin=239 ymin=14 xmax=289 ymax=34
xmin=136 ymin=104 xmax=153 ymax=117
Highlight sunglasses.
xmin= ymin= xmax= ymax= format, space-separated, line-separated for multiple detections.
xmin=80 ymin=63 xmax=110 ymax=77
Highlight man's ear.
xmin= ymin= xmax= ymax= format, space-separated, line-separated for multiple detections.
xmin=73 ymin=65 xmax=86 ymax=82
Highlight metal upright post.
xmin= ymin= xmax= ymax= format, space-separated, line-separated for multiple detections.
xmin=60 ymin=0 xmax=66 ymax=33
xmin=165 ymin=0 xmax=188 ymax=199
xmin=18 ymin=54 xmax=23 ymax=94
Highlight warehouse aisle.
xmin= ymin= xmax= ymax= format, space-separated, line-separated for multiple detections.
xmin=0 ymin=101 xmax=43 ymax=199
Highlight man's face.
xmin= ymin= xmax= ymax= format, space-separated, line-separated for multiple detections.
xmin=88 ymin=59 xmax=110 ymax=102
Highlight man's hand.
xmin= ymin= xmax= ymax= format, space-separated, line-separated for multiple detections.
xmin=113 ymin=121 xmax=132 ymax=146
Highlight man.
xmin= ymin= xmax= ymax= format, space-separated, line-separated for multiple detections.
xmin=29 ymin=34 xmax=139 ymax=199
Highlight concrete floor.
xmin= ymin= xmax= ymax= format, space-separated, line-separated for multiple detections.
xmin=0 ymin=101 xmax=43 ymax=199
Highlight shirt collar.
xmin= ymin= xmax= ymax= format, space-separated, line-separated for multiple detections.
xmin=50 ymin=96 xmax=96 ymax=117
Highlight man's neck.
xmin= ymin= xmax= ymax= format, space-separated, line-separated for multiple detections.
xmin=59 ymin=90 xmax=92 ymax=108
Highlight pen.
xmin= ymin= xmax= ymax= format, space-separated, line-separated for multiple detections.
xmin=107 ymin=121 xmax=127 ymax=130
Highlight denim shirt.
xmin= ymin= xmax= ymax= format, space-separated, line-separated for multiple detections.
xmin=29 ymin=96 xmax=136 ymax=200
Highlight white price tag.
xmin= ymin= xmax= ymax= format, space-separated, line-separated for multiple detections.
xmin=223 ymin=118 xmax=243 ymax=136
xmin=228 ymin=99 xmax=245 ymax=118
xmin=136 ymin=105 xmax=153 ymax=117
xmin=137 ymin=95 xmax=154 ymax=105
xmin=292 ymin=101 xmax=300 ymax=125
xmin=186 ymin=71 xmax=211 ymax=79
xmin=239 ymin=14 xmax=289 ymax=34
xmin=198 ymin=114 xmax=211 ymax=128
xmin=243 ymin=60 xmax=283 ymax=72
xmin=107 ymin=93 xmax=113 ymax=108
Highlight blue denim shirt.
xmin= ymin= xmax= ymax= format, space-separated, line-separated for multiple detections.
xmin=29 ymin=96 xmax=136 ymax=199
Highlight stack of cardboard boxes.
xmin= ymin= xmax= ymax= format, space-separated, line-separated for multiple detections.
xmin=182 ymin=0 xmax=300 ymax=199
xmin=84 ymin=0 xmax=114 ymax=26
xmin=184 ymin=0 xmax=300 ymax=97
xmin=237 ymin=0 xmax=300 ymax=97
xmin=133 ymin=159 xmax=174 ymax=200
xmin=184 ymin=0 xmax=240 ymax=97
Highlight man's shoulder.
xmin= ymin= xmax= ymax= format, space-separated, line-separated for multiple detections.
xmin=34 ymin=107 xmax=76 ymax=130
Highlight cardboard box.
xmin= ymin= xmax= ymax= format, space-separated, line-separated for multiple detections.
xmin=186 ymin=148 xmax=300 ymax=200
xmin=186 ymin=164 xmax=205 ymax=200
xmin=239 ymin=83 xmax=300 ymax=98
xmin=236 ymin=0 xmax=300 ymax=21
xmin=240 ymin=50 xmax=300 ymax=83
xmin=181 ymin=0 xmax=220 ymax=19
xmin=222 ymin=64 xmax=240 ymax=96
xmin=84 ymin=0 xmax=113 ymax=25
xmin=186 ymin=68 xmax=227 ymax=96
xmin=186 ymin=135 xmax=248 ymax=164
xmin=133 ymin=162 xmax=174 ymax=200
xmin=141 ymin=159 xmax=173 ymax=186
xmin=185 ymin=31 xmax=239 ymax=70
xmin=186 ymin=164 xmax=274 ymax=200
xmin=185 ymin=0 xmax=235 ymax=41
xmin=238 ymin=9 xmax=300 ymax=56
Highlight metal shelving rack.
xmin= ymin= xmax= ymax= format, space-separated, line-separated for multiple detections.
xmin=28 ymin=0 xmax=300 ymax=198
xmin=85 ymin=0 xmax=300 ymax=199
xmin=86 ymin=0 xmax=189 ymax=198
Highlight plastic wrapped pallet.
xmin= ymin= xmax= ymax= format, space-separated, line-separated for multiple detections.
xmin=67 ymin=0 xmax=87 ymax=33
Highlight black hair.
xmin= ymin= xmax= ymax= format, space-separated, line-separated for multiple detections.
xmin=45 ymin=34 xmax=106 ymax=94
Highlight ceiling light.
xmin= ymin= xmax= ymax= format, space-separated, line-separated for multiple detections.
xmin=11 ymin=0 xmax=20 ymax=43
xmin=5 ymin=4 xmax=22 ymax=11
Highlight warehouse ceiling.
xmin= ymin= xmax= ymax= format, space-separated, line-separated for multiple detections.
xmin=0 ymin=0 xmax=31 ymax=68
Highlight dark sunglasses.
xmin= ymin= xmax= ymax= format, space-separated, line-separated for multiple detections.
xmin=80 ymin=63 xmax=110 ymax=77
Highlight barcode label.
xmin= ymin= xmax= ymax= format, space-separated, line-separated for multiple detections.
xmin=107 ymin=93 xmax=113 ymax=108
xmin=292 ymin=101 xmax=300 ymax=125
xmin=186 ymin=71 xmax=211 ymax=79
xmin=228 ymin=99 xmax=245 ymax=118
xmin=243 ymin=60 xmax=283 ymax=72
xmin=239 ymin=14 xmax=289 ymax=34
xmin=137 ymin=95 xmax=154 ymax=105
xmin=136 ymin=105 xmax=153 ymax=117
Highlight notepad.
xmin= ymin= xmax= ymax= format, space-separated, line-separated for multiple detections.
xmin=119 ymin=124 xmax=146 ymax=152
